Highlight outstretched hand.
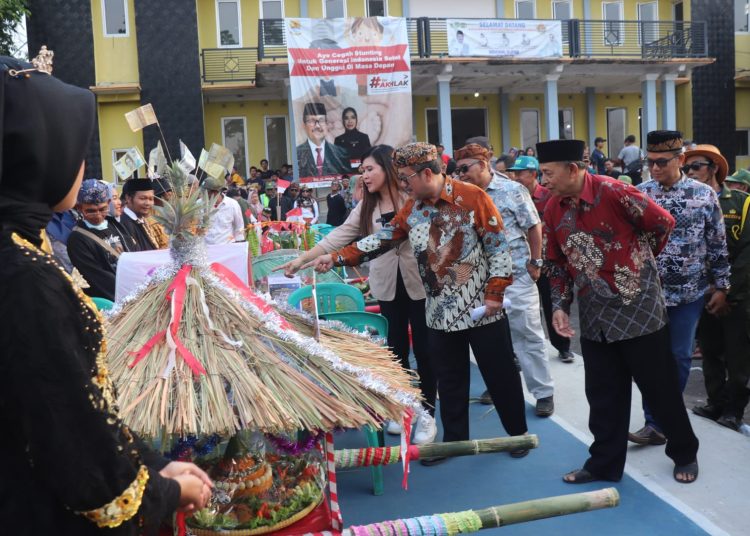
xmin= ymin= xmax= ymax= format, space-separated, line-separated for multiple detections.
xmin=301 ymin=254 xmax=335 ymax=274
xmin=552 ymin=310 xmax=575 ymax=338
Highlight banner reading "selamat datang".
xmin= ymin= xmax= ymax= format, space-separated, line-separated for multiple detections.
xmin=285 ymin=17 xmax=413 ymax=187
xmin=447 ymin=19 xmax=563 ymax=58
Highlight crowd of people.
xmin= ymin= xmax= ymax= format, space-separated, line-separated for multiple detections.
xmin=3 ymin=55 xmax=750 ymax=533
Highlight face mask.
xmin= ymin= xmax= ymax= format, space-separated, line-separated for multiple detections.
xmin=83 ymin=219 xmax=109 ymax=231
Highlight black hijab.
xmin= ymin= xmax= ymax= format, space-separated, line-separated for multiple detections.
xmin=0 ymin=56 xmax=96 ymax=243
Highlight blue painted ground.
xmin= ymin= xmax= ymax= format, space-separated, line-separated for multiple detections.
xmin=334 ymin=364 xmax=707 ymax=535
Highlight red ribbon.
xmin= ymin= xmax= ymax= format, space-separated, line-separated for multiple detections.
xmin=127 ymin=264 xmax=206 ymax=377
xmin=210 ymin=262 xmax=292 ymax=330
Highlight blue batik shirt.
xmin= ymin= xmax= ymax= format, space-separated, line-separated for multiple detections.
xmin=638 ymin=175 xmax=730 ymax=306
xmin=485 ymin=172 xmax=541 ymax=277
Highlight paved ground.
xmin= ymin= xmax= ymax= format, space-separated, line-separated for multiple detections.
xmin=540 ymin=302 xmax=750 ymax=536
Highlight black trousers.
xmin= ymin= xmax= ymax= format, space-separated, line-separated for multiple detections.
xmin=697 ymin=305 xmax=750 ymax=419
xmin=536 ymin=273 xmax=571 ymax=354
xmin=580 ymin=326 xmax=699 ymax=481
xmin=378 ymin=270 xmax=437 ymax=415
xmin=428 ymin=319 xmax=528 ymax=442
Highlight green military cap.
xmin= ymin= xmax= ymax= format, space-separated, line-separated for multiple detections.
xmin=725 ymin=169 xmax=750 ymax=188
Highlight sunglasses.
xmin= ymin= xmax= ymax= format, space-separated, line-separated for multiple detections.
xmin=456 ymin=161 xmax=480 ymax=176
xmin=647 ymin=155 xmax=680 ymax=168
xmin=681 ymin=161 xmax=713 ymax=173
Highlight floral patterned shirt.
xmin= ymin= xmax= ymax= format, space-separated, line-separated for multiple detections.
xmin=331 ymin=177 xmax=513 ymax=331
xmin=637 ymin=176 xmax=730 ymax=306
xmin=485 ymin=172 xmax=541 ymax=277
xmin=544 ymin=173 xmax=675 ymax=342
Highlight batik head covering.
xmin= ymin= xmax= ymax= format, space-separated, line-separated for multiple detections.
xmin=0 ymin=56 xmax=96 ymax=242
xmin=646 ymin=130 xmax=683 ymax=153
xmin=454 ymin=143 xmax=490 ymax=162
xmin=77 ymin=179 xmax=111 ymax=204
xmin=393 ymin=142 xmax=438 ymax=168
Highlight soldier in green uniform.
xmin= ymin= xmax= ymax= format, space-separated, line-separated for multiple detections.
xmin=683 ymin=145 xmax=750 ymax=431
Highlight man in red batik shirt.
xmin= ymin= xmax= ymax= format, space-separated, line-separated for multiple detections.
xmin=539 ymin=139 xmax=699 ymax=485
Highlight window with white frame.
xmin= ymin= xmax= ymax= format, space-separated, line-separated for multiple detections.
xmin=521 ymin=109 xmax=540 ymax=148
xmin=102 ymin=0 xmax=128 ymax=36
xmin=261 ymin=0 xmax=284 ymax=18
xmin=736 ymin=0 xmax=749 ymax=32
xmin=637 ymin=2 xmax=659 ymax=44
xmin=217 ymin=0 xmax=242 ymax=47
xmin=222 ymin=117 xmax=249 ymax=178
xmin=602 ymin=1 xmax=624 ymax=46
xmin=736 ymin=129 xmax=749 ymax=157
xmin=112 ymin=149 xmax=138 ymax=183
xmin=324 ymin=0 xmax=346 ymax=18
xmin=558 ymin=108 xmax=574 ymax=140
xmin=553 ymin=0 xmax=571 ymax=44
xmin=366 ymin=0 xmax=386 ymax=17
xmin=265 ymin=116 xmax=289 ymax=171
xmin=515 ymin=0 xmax=535 ymax=19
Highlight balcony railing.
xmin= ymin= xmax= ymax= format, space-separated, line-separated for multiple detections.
xmin=202 ymin=47 xmax=258 ymax=83
xmin=201 ymin=18 xmax=708 ymax=83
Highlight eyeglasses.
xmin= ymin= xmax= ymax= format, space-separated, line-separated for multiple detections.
xmin=304 ymin=117 xmax=326 ymax=126
xmin=682 ymin=161 xmax=712 ymax=173
xmin=397 ymin=170 xmax=420 ymax=183
xmin=456 ymin=161 xmax=480 ymax=176
xmin=82 ymin=206 xmax=110 ymax=215
xmin=647 ymin=155 xmax=680 ymax=168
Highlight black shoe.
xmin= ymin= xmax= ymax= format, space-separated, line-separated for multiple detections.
xmin=628 ymin=425 xmax=666 ymax=445
xmin=716 ymin=414 xmax=742 ymax=432
xmin=478 ymin=389 xmax=493 ymax=405
xmin=692 ymin=404 xmax=723 ymax=421
xmin=509 ymin=448 xmax=529 ymax=458
xmin=535 ymin=396 xmax=554 ymax=417
xmin=558 ymin=351 xmax=574 ymax=363
xmin=420 ymin=456 xmax=447 ymax=466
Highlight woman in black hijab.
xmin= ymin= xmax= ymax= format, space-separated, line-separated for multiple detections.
xmin=0 ymin=57 xmax=211 ymax=534
xmin=334 ymin=106 xmax=371 ymax=162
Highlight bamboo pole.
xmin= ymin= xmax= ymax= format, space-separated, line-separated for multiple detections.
xmin=473 ymin=488 xmax=620 ymax=528
xmin=334 ymin=435 xmax=539 ymax=468
xmin=341 ymin=489 xmax=620 ymax=535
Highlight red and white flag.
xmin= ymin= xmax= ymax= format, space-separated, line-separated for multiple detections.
xmin=276 ymin=179 xmax=291 ymax=193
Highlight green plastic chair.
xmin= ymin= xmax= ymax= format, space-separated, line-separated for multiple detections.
xmin=91 ymin=297 xmax=114 ymax=311
xmin=287 ymin=282 xmax=365 ymax=313
xmin=319 ymin=311 xmax=389 ymax=340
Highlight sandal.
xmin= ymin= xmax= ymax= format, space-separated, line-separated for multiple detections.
xmin=562 ymin=468 xmax=601 ymax=484
xmin=674 ymin=461 xmax=699 ymax=484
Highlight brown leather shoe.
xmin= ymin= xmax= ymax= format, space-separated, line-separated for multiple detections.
xmin=628 ymin=425 xmax=666 ymax=445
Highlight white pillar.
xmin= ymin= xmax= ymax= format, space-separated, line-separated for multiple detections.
xmin=661 ymin=74 xmax=677 ymax=131
xmin=641 ymin=74 xmax=659 ymax=150
xmin=285 ymin=80 xmax=299 ymax=182
xmin=586 ymin=87 xmax=596 ymax=147
xmin=495 ymin=0 xmax=505 ymax=17
xmin=500 ymin=89 xmax=510 ymax=152
xmin=300 ymin=0 xmax=308 ymax=17
xmin=402 ymin=0 xmax=409 ymax=18
xmin=544 ymin=74 xmax=560 ymax=141
xmin=437 ymin=74 xmax=453 ymax=154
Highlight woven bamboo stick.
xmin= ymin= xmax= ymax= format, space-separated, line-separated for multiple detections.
xmin=341 ymin=488 xmax=620 ymax=535
xmin=334 ymin=436 xmax=539 ymax=468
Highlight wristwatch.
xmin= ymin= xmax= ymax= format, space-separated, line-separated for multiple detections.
xmin=528 ymin=259 xmax=544 ymax=268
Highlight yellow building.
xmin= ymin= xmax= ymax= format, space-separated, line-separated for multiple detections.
xmin=27 ymin=0 xmax=721 ymax=182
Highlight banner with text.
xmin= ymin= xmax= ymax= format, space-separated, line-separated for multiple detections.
xmin=286 ymin=17 xmax=412 ymax=187
xmin=446 ymin=19 xmax=563 ymax=58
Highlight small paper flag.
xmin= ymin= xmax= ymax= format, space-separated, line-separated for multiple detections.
xmin=125 ymin=103 xmax=158 ymax=132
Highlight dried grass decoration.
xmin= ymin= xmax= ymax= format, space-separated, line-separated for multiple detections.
xmin=107 ymin=164 xmax=422 ymax=440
